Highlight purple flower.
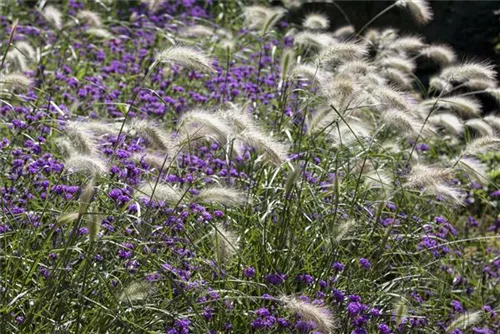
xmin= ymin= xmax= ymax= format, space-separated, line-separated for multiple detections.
xmin=347 ymin=302 xmax=368 ymax=316
xmin=451 ymin=300 xmax=464 ymax=313
xmin=265 ymin=272 xmax=286 ymax=285
xmin=378 ymin=323 xmax=392 ymax=334
xmin=332 ymin=262 xmax=345 ymax=271
xmin=490 ymin=190 xmax=500 ymax=198
xmin=359 ymin=258 xmax=371 ymax=269
xmin=243 ymin=266 xmax=255 ymax=278
xmin=295 ymin=320 xmax=317 ymax=333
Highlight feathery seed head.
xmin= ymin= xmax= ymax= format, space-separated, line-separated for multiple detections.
xmin=405 ymin=164 xmax=454 ymax=188
xmin=119 ymin=281 xmax=153 ymax=303
xmin=364 ymin=170 xmax=393 ymax=195
xmin=316 ymin=42 xmax=368 ymax=68
xmin=183 ymin=24 xmax=214 ymax=38
xmin=486 ymin=88 xmax=500 ymax=104
xmin=422 ymin=96 xmax=482 ymax=118
xmin=332 ymin=25 xmax=355 ymax=39
xmin=457 ymin=157 xmax=488 ymax=182
xmin=440 ymin=62 xmax=497 ymax=83
xmin=213 ymin=224 xmax=239 ymax=264
xmin=292 ymin=63 xmax=324 ymax=84
xmin=429 ymin=77 xmax=452 ymax=93
xmin=243 ymin=6 xmax=285 ymax=31
xmin=445 ymin=311 xmax=482 ymax=333
xmin=14 ymin=41 xmax=36 ymax=60
xmin=384 ymin=68 xmax=413 ymax=89
xmin=428 ymin=113 xmax=464 ymax=135
xmin=380 ymin=109 xmax=424 ymax=136
xmin=420 ymin=45 xmax=456 ymax=66
xmin=156 ymin=45 xmax=215 ymax=73
xmin=239 ymin=128 xmax=289 ymax=165
xmin=86 ymin=27 xmax=113 ymax=39
xmin=337 ymin=60 xmax=374 ymax=76
xmin=302 ymin=13 xmax=330 ymax=30
xmin=389 ymin=36 xmax=426 ymax=52
xmin=76 ymin=10 xmax=102 ymax=27
xmin=280 ymin=296 xmax=335 ymax=333
xmin=395 ymin=0 xmax=433 ymax=24
xmin=465 ymin=119 xmax=494 ymax=137
xmin=329 ymin=119 xmax=371 ymax=147
xmin=65 ymin=121 xmax=98 ymax=156
xmin=294 ymin=31 xmax=336 ymax=52
xmin=373 ymin=87 xmax=417 ymax=111
xmin=425 ymin=182 xmax=464 ymax=206
xmin=65 ymin=155 xmax=107 ymax=176
xmin=0 ymin=73 xmax=33 ymax=91
xmin=193 ymin=187 xmax=246 ymax=206
xmin=131 ymin=119 xmax=172 ymax=152
xmin=78 ymin=178 xmax=96 ymax=215
xmin=42 ymin=5 xmax=63 ymax=30
xmin=380 ymin=56 xmax=416 ymax=73
xmin=136 ymin=183 xmax=184 ymax=205
xmin=465 ymin=79 xmax=496 ymax=90
xmin=463 ymin=136 xmax=500 ymax=156
xmin=484 ymin=115 xmax=500 ymax=130
xmin=178 ymin=110 xmax=234 ymax=145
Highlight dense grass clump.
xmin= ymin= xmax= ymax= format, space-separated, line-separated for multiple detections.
xmin=0 ymin=0 xmax=499 ymax=333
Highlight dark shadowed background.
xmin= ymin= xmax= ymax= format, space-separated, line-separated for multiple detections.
xmin=277 ymin=0 xmax=500 ymax=68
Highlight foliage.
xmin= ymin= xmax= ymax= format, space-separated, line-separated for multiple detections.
xmin=0 ymin=1 xmax=499 ymax=333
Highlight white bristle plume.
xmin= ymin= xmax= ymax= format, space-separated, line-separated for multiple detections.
xmin=178 ymin=110 xmax=234 ymax=145
xmin=465 ymin=119 xmax=494 ymax=137
xmin=136 ymin=183 xmax=184 ymax=205
xmin=456 ymin=157 xmax=488 ymax=182
xmin=484 ymin=115 xmax=500 ymax=131
xmin=380 ymin=56 xmax=416 ymax=73
xmin=14 ymin=41 xmax=36 ymax=60
xmin=420 ymin=45 xmax=456 ymax=66
xmin=239 ymin=128 xmax=289 ymax=165
xmin=302 ymin=13 xmax=330 ymax=30
xmin=380 ymin=109 xmax=425 ymax=136
xmin=119 ymin=281 xmax=153 ymax=303
xmin=428 ymin=113 xmax=464 ymax=135
xmin=405 ymin=164 xmax=454 ymax=188
xmin=0 ymin=73 xmax=33 ymax=91
xmin=65 ymin=121 xmax=97 ymax=156
xmin=373 ymin=87 xmax=417 ymax=111
xmin=294 ymin=31 xmax=336 ymax=51
xmin=424 ymin=182 xmax=464 ymax=206
xmin=390 ymin=36 xmax=426 ymax=52
xmin=42 ymin=5 xmax=63 ymax=30
xmin=485 ymin=88 xmax=500 ymax=104
xmin=193 ymin=187 xmax=246 ymax=206
xmin=384 ymin=68 xmax=413 ymax=89
xmin=316 ymin=42 xmax=368 ymax=67
xmin=86 ymin=28 xmax=113 ymax=39
xmin=332 ymin=25 xmax=355 ymax=39
xmin=422 ymin=97 xmax=481 ymax=118
xmin=440 ymin=62 xmax=497 ymax=83
xmin=213 ymin=224 xmax=239 ymax=264
xmin=65 ymin=155 xmax=107 ymax=176
xmin=76 ymin=10 xmax=102 ymax=27
xmin=445 ymin=311 xmax=482 ymax=333
xmin=183 ymin=24 xmax=214 ymax=38
xmin=131 ymin=119 xmax=172 ymax=152
xmin=156 ymin=45 xmax=215 ymax=73
xmin=429 ymin=77 xmax=452 ymax=93
xmin=280 ymin=296 xmax=335 ymax=333
xmin=463 ymin=136 xmax=500 ymax=156
xmin=395 ymin=0 xmax=434 ymax=24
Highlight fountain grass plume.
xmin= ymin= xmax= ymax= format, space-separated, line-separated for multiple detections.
xmin=156 ymin=45 xmax=216 ymax=74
